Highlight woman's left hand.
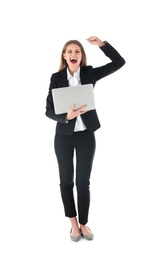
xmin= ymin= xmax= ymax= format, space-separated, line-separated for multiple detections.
xmin=86 ymin=36 xmax=105 ymax=47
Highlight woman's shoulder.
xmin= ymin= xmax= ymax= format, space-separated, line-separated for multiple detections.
xmin=81 ymin=65 xmax=93 ymax=72
xmin=80 ymin=65 xmax=93 ymax=75
xmin=50 ymin=68 xmax=66 ymax=79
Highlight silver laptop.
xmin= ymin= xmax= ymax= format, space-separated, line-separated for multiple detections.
xmin=52 ymin=83 xmax=95 ymax=115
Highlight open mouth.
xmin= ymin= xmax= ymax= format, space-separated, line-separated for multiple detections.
xmin=70 ymin=58 xmax=77 ymax=64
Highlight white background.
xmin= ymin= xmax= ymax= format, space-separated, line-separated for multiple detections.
xmin=0 ymin=0 xmax=153 ymax=259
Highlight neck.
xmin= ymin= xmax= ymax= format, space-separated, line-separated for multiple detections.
xmin=68 ymin=66 xmax=79 ymax=76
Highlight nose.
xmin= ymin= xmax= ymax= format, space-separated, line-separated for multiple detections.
xmin=72 ymin=52 xmax=77 ymax=56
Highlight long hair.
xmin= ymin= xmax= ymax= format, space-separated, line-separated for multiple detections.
xmin=58 ymin=40 xmax=87 ymax=71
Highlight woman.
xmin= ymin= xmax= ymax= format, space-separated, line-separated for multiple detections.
xmin=46 ymin=36 xmax=125 ymax=241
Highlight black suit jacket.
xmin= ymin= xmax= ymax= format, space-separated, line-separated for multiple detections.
xmin=46 ymin=42 xmax=125 ymax=135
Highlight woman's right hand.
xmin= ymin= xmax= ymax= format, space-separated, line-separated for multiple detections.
xmin=66 ymin=104 xmax=88 ymax=121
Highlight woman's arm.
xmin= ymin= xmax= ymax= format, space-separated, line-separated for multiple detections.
xmin=45 ymin=75 xmax=68 ymax=123
xmin=87 ymin=36 xmax=125 ymax=81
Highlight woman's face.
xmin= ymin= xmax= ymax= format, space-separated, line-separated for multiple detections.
xmin=63 ymin=44 xmax=82 ymax=73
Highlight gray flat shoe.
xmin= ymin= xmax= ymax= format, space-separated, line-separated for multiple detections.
xmin=80 ymin=227 xmax=94 ymax=240
xmin=70 ymin=229 xmax=81 ymax=242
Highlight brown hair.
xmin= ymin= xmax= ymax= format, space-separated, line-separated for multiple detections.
xmin=58 ymin=40 xmax=87 ymax=71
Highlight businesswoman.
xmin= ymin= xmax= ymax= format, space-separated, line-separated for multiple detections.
xmin=45 ymin=36 xmax=125 ymax=241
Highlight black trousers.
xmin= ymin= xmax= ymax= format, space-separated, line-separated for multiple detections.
xmin=54 ymin=130 xmax=96 ymax=225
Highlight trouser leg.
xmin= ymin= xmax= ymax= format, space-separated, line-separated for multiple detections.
xmin=75 ymin=131 xmax=96 ymax=225
xmin=54 ymin=134 xmax=77 ymax=217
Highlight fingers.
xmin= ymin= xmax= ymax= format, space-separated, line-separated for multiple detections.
xmin=70 ymin=104 xmax=86 ymax=112
xmin=80 ymin=109 xmax=88 ymax=115
xmin=70 ymin=104 xmax=76 ymax=111
xmin=77 ymin=104 xmax=87 ymax=111
xmin=86 ymin=36 xmax=97 ymax=40
xmin=66 ymin=104 xmax=88 ymax=120
xmin=77 ymin=105 xmax=89 ymax=114
xmin=86 ymin=36 xmax=103 ymax=47
xmin=86 ymin=36 xmax=97 ymax=43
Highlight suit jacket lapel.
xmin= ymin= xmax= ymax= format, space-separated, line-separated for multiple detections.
xmin=80 ymin=66 xmax=90 ymax=85
xmin=57 ymin=68 xmax=69 ymax=88
xmin=57 ymin=66 xmax=90 ymax=87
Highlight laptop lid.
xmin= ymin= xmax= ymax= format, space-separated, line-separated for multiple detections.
xmin=52 ymin=83 xmax=95 ymax=115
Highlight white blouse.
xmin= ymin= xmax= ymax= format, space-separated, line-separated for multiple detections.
xmin=67 ymin=68 xmax=87 ymax=132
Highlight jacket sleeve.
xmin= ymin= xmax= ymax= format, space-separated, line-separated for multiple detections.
xmin=91 ymin=42 xmax=126 ymax=82
xmin=45 ymin=74 xmax=68 ymax=123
